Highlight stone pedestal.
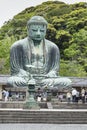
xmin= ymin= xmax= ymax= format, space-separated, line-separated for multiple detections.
xmin=24 ymin=84 xmax=40 ymax=109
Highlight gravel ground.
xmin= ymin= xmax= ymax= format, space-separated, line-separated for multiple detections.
xmin=0 ymin=124 xmax=87 ymax=130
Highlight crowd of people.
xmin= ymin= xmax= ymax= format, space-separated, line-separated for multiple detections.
xmin=2 ymin=89 xmax=25 ymax=102
xmin=35 ymin=87 xmax=87 ymax=104
xmin=1 ymin=87 xmax=87 ymax=104
xmin=35 ymin=88 xmax=48 ymax=102
xmin=66 ymin=88 xmax=87 ymax=104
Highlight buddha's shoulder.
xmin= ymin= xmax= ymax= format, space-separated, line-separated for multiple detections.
xmin=45 ymin=39 xmax=58 ymax=48
xmin=11 ymin=38 xmax=28 ymax=49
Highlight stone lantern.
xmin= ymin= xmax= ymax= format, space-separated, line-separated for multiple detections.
xmin=24 ymin=78 xmax=40 ymax=109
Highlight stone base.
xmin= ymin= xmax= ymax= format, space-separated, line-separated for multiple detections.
xmin=24 ymin=95 xmax=40 ymax=109
xmin=0 ymin=101 xmax=47 ymax=109
xmin=24 ymin=101 xmax=40 ymax=109
xmin=0 ymin=102 xmax=24 ymax=108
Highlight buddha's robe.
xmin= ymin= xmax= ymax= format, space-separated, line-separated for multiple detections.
xmin=7 ymin=37 xmax=71 ymax=89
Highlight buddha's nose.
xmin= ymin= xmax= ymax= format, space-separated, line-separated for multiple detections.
xmin=37 ymin=30 xmax=41 ymax=36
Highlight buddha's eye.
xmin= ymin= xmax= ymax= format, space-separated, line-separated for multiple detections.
xmin=40 ymin=30 xmax=44 ymax=32
xmin=32 ymin=29 xmax=37 ymax=32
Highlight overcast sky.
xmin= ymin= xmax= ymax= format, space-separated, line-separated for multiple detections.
xmin=0 ymin=0 xmax=87 ymax=27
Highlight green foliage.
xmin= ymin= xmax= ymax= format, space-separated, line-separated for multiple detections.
xmin=0 ymin=1 xmax=87 ymax=77
xmin=46 ymin=24 xmax=56 ymax=42
xmin=0 ymin=36 xmax=16 ymax=74
xmin=56 ymin=30 xmax=71 ymax=43
xmin=60 ymin=60 xmax=87 ymax=77
xmin=64 ymin=43 xmax=82 ymax=60
xmin=55 ymin=30 xmax=72 ymax=56
xmin=48 ymin=4 xmax=72 ymax=17
xmin=52 ymin=17 xmax=66 ymax=30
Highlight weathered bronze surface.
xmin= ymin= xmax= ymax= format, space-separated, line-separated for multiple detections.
xmin=7 ymin=16 xmax=72 ymax=89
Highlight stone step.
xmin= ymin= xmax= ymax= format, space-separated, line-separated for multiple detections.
xmin=51 ymin=99 xmax=87 ymax=109
xmin=0 ymin=111 xmax=87 ymax=116
xmin=0 ymin=110 xmax=87 ymax=124
xmin=52 ymin=104 xmax=87 ymax=109
xmin=1 ymin=101 xmax=87 ymax=109
xmin=0 ymin=102 xmax=47 ymax=109
xmin=47 ymin=102 xmax=53 ymax=109
xmin=0 ymin=119 xmax=87 ymax=123
xmin=0 ymin=119 xmax=87 ymax=124
xmin=0 ymin=117 xmax=87 ymax=121
xmin=1 ymin=120 xmax=87 ymax=124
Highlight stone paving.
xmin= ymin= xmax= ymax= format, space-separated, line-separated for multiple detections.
xmin=0 ymin=109 xmax=87 ymax=129
xmin=0 ymin=124 xmax=87 ymax=130
xmin=1 ymin=108 xmax=87 ymax=111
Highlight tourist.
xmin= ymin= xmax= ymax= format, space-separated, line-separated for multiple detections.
xmin=42 ymin=89 xmax=47 ymax=102
xmin=85 ymin=90 xmax=87 ymax=102
xmin=15 ymin=92 xmax=19 ymax=101
xmin=66 ymin=91 xmax=71 ymax=104
xmin=81 ymin=88 xmax=85 ymax=103
xmin=8 ymin=90 xmax=12 ymax=101
xmin=2 ymin=89 xmax=9 ymax=102
xmin=36 ymin=88 xmax=42 ymax=102
xmin=76 ymin=90 xmax=79 ymax=103
xmin=71 ymin=88 xmax=77 ymax=103
xmin=58 ymin=94 xmax=63 ymax=102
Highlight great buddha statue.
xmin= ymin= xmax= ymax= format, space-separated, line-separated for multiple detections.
xmin=7 ymin=16 xmax=72 ymax=89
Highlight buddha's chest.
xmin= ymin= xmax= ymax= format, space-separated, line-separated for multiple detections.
xmin=31 ymin=46 xmax=44 ymax=67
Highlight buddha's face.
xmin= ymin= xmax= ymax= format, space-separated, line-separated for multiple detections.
xmin=28 ymin=24 xmax=46 ymax=41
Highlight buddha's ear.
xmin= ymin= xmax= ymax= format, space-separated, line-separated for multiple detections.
xmin=27 ymin=23 xmax=30 ymax=30
xmin=27 ymin=25 xmax=29 ymax=36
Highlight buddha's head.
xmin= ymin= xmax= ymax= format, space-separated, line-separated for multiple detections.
xmin=27 ymin=16 xmax=48 ymax=41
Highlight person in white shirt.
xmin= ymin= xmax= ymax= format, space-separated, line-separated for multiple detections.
xmin=71 ymin=88 xmax=77 ymax=103
xmin=2 ymin=89 xmax=9 ymax=102
xmin=81 ymin=88 xmax=85 ymax=103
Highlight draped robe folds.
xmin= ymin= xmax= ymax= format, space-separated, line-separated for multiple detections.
xmin=7 ymin=37 xmax=72 ymax=89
